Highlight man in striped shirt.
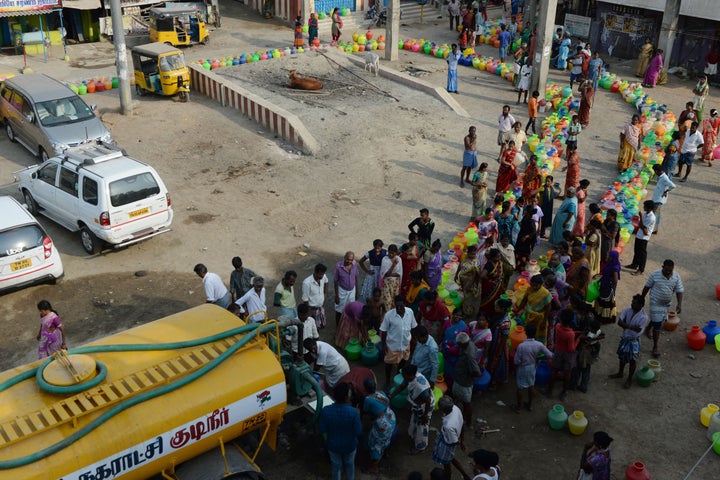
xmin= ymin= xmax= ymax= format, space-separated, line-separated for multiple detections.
xmin=642 ymin=260 xmax=684 ymax=357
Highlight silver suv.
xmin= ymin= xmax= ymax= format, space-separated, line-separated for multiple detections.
xmin=0 ymin=74 xmax=113 ymax=161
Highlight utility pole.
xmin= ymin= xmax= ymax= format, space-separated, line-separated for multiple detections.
xmin=385 ymin=0 xmax=400 ymax=61
xmin=109 ymin=0 xmax=133 ymax=115
xmin=529 ymin=0 xmax=558 ymax=97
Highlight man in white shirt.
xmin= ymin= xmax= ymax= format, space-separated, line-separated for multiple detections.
xmin=235 ymin=276 xmax=267 ymax=323
xmin=380 ymin=295 xmax=417 ymax=388
xmin=431 ymin=395 xmax=470 ymax=480
xmin=625 ymin=200 xmax=656 ymax=276
xmin=497 ymin=104 xmax=516 ymax=160
xmin=194 ymin=263 xmax=230 ymax=308
xmin=651 ymin=164 xmax=676 ymax=234
xmin=677 ymin=121 xmax=704 ymax=182
xmin=303 ymin=338 xmax=350 ymax=390
xmin=302 ymin=263 xmax=328 ymax=330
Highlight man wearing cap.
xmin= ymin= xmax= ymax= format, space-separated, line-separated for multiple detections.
xmin=235 ymin=276 xmax=267 ymax=323
xmin=380 ymin=295 xmax=417 ymax=389
xmin=453 ymin=331 xmax=481 ymax=428
xmin=431 ymin=395 xmax=470 ymax=480
xmin=194 ymin=263 xmax=231 ymax=309
xmin=650 ymin=163 xmax=675 ymax=235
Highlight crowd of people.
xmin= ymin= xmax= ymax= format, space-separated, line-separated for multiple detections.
xmin=184 ymin=7 xmax=710 ymax=480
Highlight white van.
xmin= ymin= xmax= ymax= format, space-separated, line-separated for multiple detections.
xmin=0 ymin=196 xmax=63 ymax=293
xmin=17 ymin=143 xmax=173 ymax=255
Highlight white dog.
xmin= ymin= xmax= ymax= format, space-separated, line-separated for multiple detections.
xmin=364 ymin=53 xmax=380 ymax=76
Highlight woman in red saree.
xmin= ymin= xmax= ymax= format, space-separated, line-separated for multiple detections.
xmin=399 ymin=233 xmax=420 ymax=296
xmin=478 ymin=248 xmax=504 ymax=316
xmin=496 ymin=140 xmax=519 ymax=193
xmin=521 ymin=155 xmax=542 ymax=202
xmin=418 ymin=291 xmax=451 ymax=343
xmin=562 ymin=146 xmax=580 ymax=194
xmin=578 ymin=79 xmax=594 ymax=127
xmin=702 ymin=109 xmax=720 ymax=166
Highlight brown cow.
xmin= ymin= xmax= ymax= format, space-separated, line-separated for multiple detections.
xmin=288 ymin=70 xmax=323 ymax=90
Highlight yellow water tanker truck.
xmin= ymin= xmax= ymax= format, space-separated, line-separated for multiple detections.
xmin=0 ymin=304 xmax=293 ymax=479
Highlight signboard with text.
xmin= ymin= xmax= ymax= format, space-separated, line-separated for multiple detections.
xmin=0 ymin=0 xmax=60 ymax=12
xmin=564 ymin=14 xmax=591 ymax=39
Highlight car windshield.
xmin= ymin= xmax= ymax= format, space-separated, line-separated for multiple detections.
xmin=109 ymin=172 xmax=161 ymax=207
xmin=36 ymin=96 xmax=95 ymax=127
xmin=0 ymin=224 xmax=45 ymax=258
xmin=160 ymin=53 xmax=186 ymax=71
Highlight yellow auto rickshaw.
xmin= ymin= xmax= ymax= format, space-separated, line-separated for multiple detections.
xmin=148 ymin=7 xmax=209 ymax=46
xmin=132 ymin=43 xmax=190 ymax=102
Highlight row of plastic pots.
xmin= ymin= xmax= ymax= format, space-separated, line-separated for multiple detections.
xmin=68 ymin=77 xmax=118 ymax=95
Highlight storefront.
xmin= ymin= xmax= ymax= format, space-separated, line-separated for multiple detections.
xmin=593 ymin=1 xmax=664 ymax=59
xmin=62 ymin=0 xmax=100 ymax=42
xmin=0 ymin=1 xmax=63 ymax=52
xmin=670 ymin=0 xmax=720 ymax=77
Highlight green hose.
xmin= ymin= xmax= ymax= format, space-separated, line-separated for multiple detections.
xmin=0 ymin=322 xmax=260 ymax=395
xmin=300 ymin=369 xmax=323 ymax=429
xmin=0 ymin=322 xmax=277 ymax=470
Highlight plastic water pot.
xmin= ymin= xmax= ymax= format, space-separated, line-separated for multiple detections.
xmin=702 ymin=320 xmax=720 ymax=344
xmin=686 ymin=326 xmax=706 ymax=350
xmin=625 ymin=462 xmax=650 ymax=480
xmin=567 ymin=410 xmax=588 ymax=435
xmin=701 ymin=404 xmax=719 ymax=427
xmin=345 ymin=338 xmax=361 ymax=360
xmin=547 ymin=404 xmax=568 ymax=430
xmin=635 ymin=366 xmax=655 ymax=387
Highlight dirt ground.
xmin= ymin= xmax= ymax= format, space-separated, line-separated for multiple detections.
xmin=0 ymin=2 xmax=719 ymax=479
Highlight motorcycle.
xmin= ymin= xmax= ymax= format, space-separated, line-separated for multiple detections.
xmin=367 ymin=5 xmax=387 ymax=28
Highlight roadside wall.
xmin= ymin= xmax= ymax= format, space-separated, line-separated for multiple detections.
xmin=189 ymin=64 xmax=319 ymax=155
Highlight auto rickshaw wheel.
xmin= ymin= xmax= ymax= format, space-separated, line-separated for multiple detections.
xmin=135 ymin=85 xmax=145 ymax=97
xmin=179 ymin=91 xmax=189 ymax=102
xmin=201 ymin=35 xmax=209 ymax=45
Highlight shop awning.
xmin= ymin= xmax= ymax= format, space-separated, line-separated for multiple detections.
xmin=62 ymin=0 xmax=102 ymax=9
xmin=0 ymin=8 xmax=58 ymax=17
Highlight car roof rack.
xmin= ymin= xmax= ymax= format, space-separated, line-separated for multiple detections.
xmin=61 ymin=142 xmax=124 ymax=169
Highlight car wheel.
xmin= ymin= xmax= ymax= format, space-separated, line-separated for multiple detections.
xmin=80 ymin=226 xmax=100 ymax=255
xmin=6 ymin=123 xmax=16 ymax=142
xmin=23 ymin=189 xmax=38 ymax=215
xmin=39 ymin=148 xmax=49 ymax=162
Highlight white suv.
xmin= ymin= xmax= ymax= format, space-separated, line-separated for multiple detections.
xmin=17 ymin=143 xmax=173 ymax=255
xmin=0 ymin=196 xmax=63 ymax=293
